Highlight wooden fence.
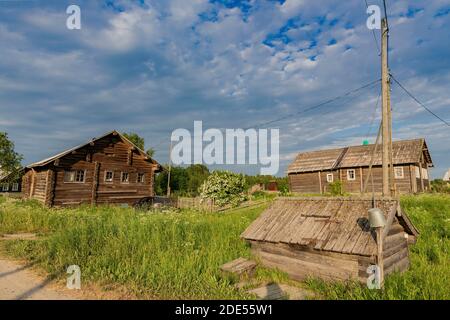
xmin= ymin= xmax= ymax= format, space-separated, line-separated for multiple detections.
xmin=177 ymin=197 xmax=217 ymax=212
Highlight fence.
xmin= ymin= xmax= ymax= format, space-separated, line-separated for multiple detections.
xmin=177 ymin=197 xmax=217 ymax=212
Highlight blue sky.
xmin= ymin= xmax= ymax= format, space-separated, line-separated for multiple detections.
xmin=0 ymin=0 xmax=449 ymax=177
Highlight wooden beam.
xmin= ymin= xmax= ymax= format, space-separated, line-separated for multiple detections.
xmin=318 ymin=171 xmax=322 ymax=194
xmin=359 ymin=167 xmax=363 ymax=193
xmin=91 ymin=162 xmax=100 ymax=205
xmin=29 ymin=169 xmax=36 ymax=198
xmin=44 ymin=169 xmax=55 ymax=207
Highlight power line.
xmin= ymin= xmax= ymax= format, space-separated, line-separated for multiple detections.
xmin=245 ymin=79 xmax=381 ymax=130
xmin=365 ymin=84 xmax=382 ymax=138
xmin=390 ymin=74 xmax=450 ymax=127
xmin=151 ymin=79 xmax=382 ymax=152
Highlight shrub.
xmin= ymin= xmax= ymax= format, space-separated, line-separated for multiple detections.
xmin=199 ymin=171 xmax=247 ymax=207
xmin=329 ymin=180 xmax=343 ymax=196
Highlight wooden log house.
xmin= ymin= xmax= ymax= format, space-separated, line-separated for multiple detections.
xmin=0 ymin=169 xmax=23 ymax=194
xmin=287 ymin=138 xmax=433 ymax=194
xmin=241 ymin=197 xmax=419 ymax=283
xmin=21 ymin=130 xmax=162 ymax=207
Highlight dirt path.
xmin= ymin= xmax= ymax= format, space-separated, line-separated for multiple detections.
xmin=0 ymin=258 xmax=77 ymax=300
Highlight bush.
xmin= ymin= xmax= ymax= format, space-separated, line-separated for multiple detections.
xmin=329 ymin=180 xmax=343 ymax=196
xmin=199 ymin=171 xmax=247 ymax=207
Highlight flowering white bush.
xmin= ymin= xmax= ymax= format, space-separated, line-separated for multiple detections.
xmin=199 ymin=171 xmax=247 ymax=207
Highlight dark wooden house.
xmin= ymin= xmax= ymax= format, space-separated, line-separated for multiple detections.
xmin=241 ymin=197 xmax=418 ymax=283
xmin=0 ymin=169 xmax=23 ymax=194
xmin=22 ymin=130 xmax=162 ymax=207
xmin=287 ymin=138 xmax=433 ymax=194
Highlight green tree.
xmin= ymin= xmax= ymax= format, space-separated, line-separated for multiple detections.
xmin=0 ymin=132 xmax=23 ymax=182
xmin=122 ymin=132 xmax=156 ymax=158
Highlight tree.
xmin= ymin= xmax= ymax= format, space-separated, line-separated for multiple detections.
xmin=122 ymin=132 xmax=145 ymax=150
xmin=0 ymin=132 xmax=23 ymax=182
xmin=199 ymin=171 xmax=247 ymax=207
xmin=122 ymin=132 xmax=156 ymax=158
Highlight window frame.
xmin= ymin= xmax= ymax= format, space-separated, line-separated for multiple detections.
xmin=326 ymin=173 xmax=334 ymax=183
xmin=104 ymin=171 xmax=114 ymax=183
xmin=1 ymin=183 xmax=9 ymax=192
xmin=347 ymin=169 xmax=356 ymax=181
xmin=137 ymin=173 xmax=145 ymax=183
xmin=11 ymin=183 xmax=19 ymax=191
xmin=394 ymin=167 xmax=404 ymax=179
xmin=121 ymin=172 xmax=130 ymax=184
xmin=64 ymin=170 xmax=86 ymax=183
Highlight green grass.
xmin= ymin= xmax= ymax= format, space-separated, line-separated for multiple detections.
xmin=0 ymin=196 xmax=278 ymax=299
xmin=0 ymin=193 xmax=448 ymax=299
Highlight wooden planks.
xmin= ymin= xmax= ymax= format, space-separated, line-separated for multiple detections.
xmin=220 ymin=257 xmax=256 ymax=276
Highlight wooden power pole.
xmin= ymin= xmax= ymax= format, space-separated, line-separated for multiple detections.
xmin=166 ymin=140 xmax=172 ymax=197
xmin=381 ymin=17 xmax=392 ymax=197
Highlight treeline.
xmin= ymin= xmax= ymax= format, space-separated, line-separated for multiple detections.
xmin=154 ymin=164 xmax=288 ymax=197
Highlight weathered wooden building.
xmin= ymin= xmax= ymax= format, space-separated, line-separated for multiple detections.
xmin=22 ymin=130 xmax=162 ymax=207
xmin=0 ymin=170 xmax=23 ymax=194
xmin=241 ymin=197 xmax=418 ymax=283
xmin=287 ymin=138 xmax=433 ymax=194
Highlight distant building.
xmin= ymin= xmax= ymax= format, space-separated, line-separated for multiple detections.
xmin=287 ymin=138 xmax=433 ymax=194
xmin=0 ymin=169 xmax=23 ymax=194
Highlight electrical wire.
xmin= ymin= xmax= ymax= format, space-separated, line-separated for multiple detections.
xmin=390 ymin=74 xmax=450 ymax=127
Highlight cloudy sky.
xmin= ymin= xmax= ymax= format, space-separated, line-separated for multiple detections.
xmin=0 ymin=0 xmax=449 ymax=177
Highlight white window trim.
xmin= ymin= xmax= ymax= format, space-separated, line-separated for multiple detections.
xmin=63 ymin=170 xmax=86 ymax=183
xmin=347 ymin=169 xmax=356 ymax=181
xmin=121 ymin=172 xmax=130 ymax=184
xmin=2 ymin=183 xmax=9 ymax=192
xmin=394 ymin=167 xmax=404 ymax=179
xmin=326 ymin=173 xmax=333 ymax=183
xmin=104 ymin=171 xmax=114 ymax=183
xmin=12 ymin=183 xmax=19 ymax=191
xmin=137 ymin=173 xmax=145 ymax=183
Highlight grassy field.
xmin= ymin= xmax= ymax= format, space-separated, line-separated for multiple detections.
xmin=0 ymin=194 xmax=448 ymax=299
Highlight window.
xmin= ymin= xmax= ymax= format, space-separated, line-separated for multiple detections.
xmin=347 ymin=169 xmax=356 ymax=181
xmin=137 ymin=173 xmax=145 ymax=183
xmin=326 ymin=173 xmax=333 ymax=183
xmin=105 ymin=171 xmax=114 ymax=182
xmin=121 ymin=172 xmax=129 ymax=183
xmin=394 ymin=167 xmax=404 ymax=179
xmin=12 ymin=183 xmax=19 ymax=191
xmin=64 ymin=170 xmax=85 ymax=183
xmin=1 ymin=183 xmax=8 ymax=192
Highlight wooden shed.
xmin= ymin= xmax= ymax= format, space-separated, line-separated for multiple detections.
xmin=287 ymin=138 xmax=433 ymax=194
xmin=22 ymin=130 xmax=162 ymax=207
xmin=241 ymin=197 xmax=418 ymax=283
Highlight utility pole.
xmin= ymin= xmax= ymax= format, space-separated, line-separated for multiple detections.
xmin=381 ymin=17 xmax=392 ymax=197
xmin=166 ymin=140 xmax=172 ymax=197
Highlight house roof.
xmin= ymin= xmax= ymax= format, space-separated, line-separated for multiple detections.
xmin=26 ymin=130 xmax=162 ymax=171
xmin=241 ymin=197 xmax=418 ymax=257
xmin=287 ymin=138 xmax=433 ymax=174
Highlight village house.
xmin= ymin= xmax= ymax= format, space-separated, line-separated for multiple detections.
xmin=287 ymin=138 xmax=433 ymax=194
xmin=0 ymin=170 xmax=22 ymax=194
xmin=21 ymin=130 xmax=162 ymax=207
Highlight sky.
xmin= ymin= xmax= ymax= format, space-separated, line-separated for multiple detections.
xmin=0 ymin=0 xmax=449 ymax=178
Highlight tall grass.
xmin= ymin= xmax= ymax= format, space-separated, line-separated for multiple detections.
xmin=0 ymin=196 xmax=268 ymax=299
xmin=305 ymin=194 xmax=450 ymax=300
xmin=0 ymin=194 xmax=448 ymax=299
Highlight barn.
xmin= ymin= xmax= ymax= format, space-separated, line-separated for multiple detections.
xmin=287 ymin=138 xmax=433 ymax=194
xmin=22 ymin=130 xmax=162 ymax=207
xmin=241 ymin=197 xmax=418 ymax=283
